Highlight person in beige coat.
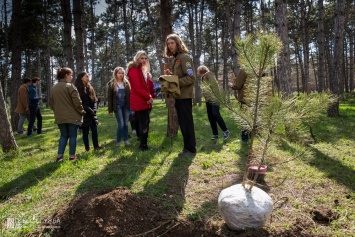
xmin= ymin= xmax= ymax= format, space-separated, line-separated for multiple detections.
xmin=50 ymin=67 xmax=85 ymax=162
xmin=14 ymin=78 xmax=31 ymax=134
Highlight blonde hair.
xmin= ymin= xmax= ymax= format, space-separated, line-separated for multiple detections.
xmin=133 ymin=50 xmax=150 ymax=73
xmin=164 ymin=33 xmax=189 ymax=57
xmin=112 ymin=67 xmax=129 ymax=91
xmin=197 ymin=65 xmax=209 ymax=75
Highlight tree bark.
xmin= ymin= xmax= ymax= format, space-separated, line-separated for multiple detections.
xmin=275 ymin=0 xmax=292 ymax=95
xmin=328 ymin=0 xmax=346 ymax=117
xmin=225 ymin=0 xmax=242 ymax=77
xmin=90 ymin=0 xmax=96 ymax=88
xmin=10 ymin=0 xmax=23 ymax=131
xmin=73 ymin=0 xmax=85 ymax=73
xmin=0 ymin=82 xmax=18 ymax=152
xmin=60 ymin=0 xmax=75 ymax=72
xmin=3 ymin=0 xmax=10 ymax=101
xmin=317 ymin=0 xmax=325 ymax=92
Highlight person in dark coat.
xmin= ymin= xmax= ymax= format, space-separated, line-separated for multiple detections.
xmin=27 ymin=77 xmax=44 ymax=136
xmin=74 ymin=72 xmax=103 ymax=151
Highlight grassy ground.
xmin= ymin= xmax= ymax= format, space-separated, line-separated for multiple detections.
xmin=0 ymin=96 xmax=354 ymax=236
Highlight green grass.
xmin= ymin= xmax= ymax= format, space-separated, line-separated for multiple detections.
xmin=0 ymin=97 xmax=355 ymax=236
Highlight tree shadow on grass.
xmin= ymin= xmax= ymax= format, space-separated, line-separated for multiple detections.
xmin=141 ymin=152 xmax=195 ymax=212
xmin=277 ymin=140 xmax=355 ymax=191
xmin=0 ymin=162 xmax=59 ymax=202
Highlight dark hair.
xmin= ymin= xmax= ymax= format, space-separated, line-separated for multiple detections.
xmin=56 ymin=67 xmax=73 ymax=80
xmin=74 ymin=72 xmax=97 ymax=101
xmin=23 ymin=78 xmax=31 ymax=84
xmin=31 ymin=77 xmax=40 ymax=83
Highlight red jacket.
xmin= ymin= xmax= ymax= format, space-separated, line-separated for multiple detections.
xmin=127 ymin=61 xmax=152 ymax=111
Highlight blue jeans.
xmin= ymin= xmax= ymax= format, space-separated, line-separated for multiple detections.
xmin=17 ymin=114 xmax=29 ymax=134
xmin=57 ymin=123 xmax=79 ymax=157
xmin=115 ymin=106 xmax=129 ymax=142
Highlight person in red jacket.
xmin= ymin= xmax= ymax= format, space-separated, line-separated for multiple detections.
xmin=127 ymin=51 xmax=153 ymax=151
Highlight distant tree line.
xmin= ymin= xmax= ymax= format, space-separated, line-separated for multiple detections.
xmin=0 ymin=0 xmax=352 ymax=134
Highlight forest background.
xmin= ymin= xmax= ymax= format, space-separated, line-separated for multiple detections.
xmin=0 ymin=0 xmax=353 ymax=149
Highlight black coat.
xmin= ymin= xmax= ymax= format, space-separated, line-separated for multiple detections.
xmin=80 ymin=92 xmax=98 ymax=127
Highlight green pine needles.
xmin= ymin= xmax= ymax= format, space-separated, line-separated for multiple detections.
xmin=202 ymin=32 xmax=336 ymax=191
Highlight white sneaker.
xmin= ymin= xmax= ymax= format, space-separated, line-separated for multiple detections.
xmin=211 ymin=135 xmax=218 ymax=140
xmin=124 ymin=140 xmax=130 ymax=146
xmin=116 ymin=141 xmax=123 ymax=147
xmin=132 ymin=129 xmax=136 ymax=135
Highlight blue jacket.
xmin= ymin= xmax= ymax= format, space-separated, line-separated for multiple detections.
xmin=28 ymin=83 xmax=40 ymax=107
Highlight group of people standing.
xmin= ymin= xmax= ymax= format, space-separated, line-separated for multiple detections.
xmin=15 ymin=33 xmax=248 ymax=163
xmin=107 ymin=33 xmax=200 ymax=155
xmin=15 ymin=77 xmax=45 ymax=137
xmin=50 ymin=68 xmax=103 ymax=162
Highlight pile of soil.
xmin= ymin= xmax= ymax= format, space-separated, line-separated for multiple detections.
xmin=40 ymin=187 xmax=334 ymax=237
xmin=46 ymin=187 xmax=219 ymax=237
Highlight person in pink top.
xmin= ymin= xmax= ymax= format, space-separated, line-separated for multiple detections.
xmin=126 ymin=51 xmax=153 ymax=151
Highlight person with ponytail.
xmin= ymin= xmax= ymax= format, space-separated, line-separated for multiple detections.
xmin=50 ymin=67 xmax=85 ymax=162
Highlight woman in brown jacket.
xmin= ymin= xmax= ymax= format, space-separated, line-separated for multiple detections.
xmin=50 ymin=67 xmax=85 ymax=162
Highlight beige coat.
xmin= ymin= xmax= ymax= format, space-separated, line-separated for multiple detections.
xmin=14 ymin=84 xmax=30 ymax=115
xmin=231 ymin=69 xmax=247 ymax=103
xmin=201 ymin=71 xmax=219 ymax=102
xmin=50 ymin=79 xmax=85 ymax=125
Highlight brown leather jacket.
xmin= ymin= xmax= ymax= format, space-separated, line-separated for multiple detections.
xmin=14 ymin=83 xmax=30 ymax=115
xmin=231 ymin=69 xmax=247 ymax=103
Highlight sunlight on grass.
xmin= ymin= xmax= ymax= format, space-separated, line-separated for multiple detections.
xmin=0 ymin=98 xmax=354 ymax=236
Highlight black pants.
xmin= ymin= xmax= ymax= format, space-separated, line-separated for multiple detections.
xmin=175 ymin=99 xmax=196 ymax=153
xmin=206 ymin=101 xmax=228 ymax=136
xmin=82 ymin=122 xmax=99 ymax=149
xmin=135 ymin=109 xmax=150 ymax=149
xmin=27 ymin=106 xmax=42 ymax=135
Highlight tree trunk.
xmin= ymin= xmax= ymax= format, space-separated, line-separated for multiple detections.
xmin=317 ymin=0 xmax=325 ymax=92
xmin=90 ymin=0 xmax=96 ymax=88
xmin=349 ymin=30 xmax=354 ymax=91
xmin=275 ymin=0 xmax=292 ymax=95
xmin=3 ymin=0 xmax=10 ymax=101
xmin=44 ymin=0 xmax=52 ymax=107
xmin=328 ymin=0 xmax=346 ymax=117
xmin=10 ymin=0 xmax=22 ymax=131
xmin=73 ymin=0 xmax=85 ymax=73
xmin=61 ymin=0 xmax=75 ymax=72
xmin=225 ymin=0 xmax=242 ymax=77
xmin=122 ymin=0 xmax=131 ymax=62
xmin=301 ymin=0 xmax=310 ymax=94
xmin=193 ymin=2 xmax=203 ymax=105
xmin=0 ymin=82 xmax=18 ymax=152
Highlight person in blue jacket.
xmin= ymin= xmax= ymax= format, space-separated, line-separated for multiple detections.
xmin=27 ymin=77 xmax=44 ymax=137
